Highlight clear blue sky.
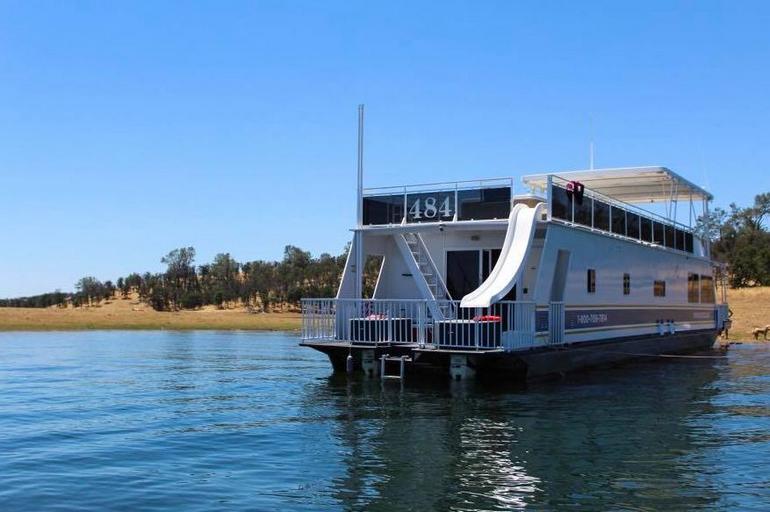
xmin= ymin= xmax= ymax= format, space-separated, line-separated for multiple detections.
xmin=2 ymin=1 xmax=769 ymax=297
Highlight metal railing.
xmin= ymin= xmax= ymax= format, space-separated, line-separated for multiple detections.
xmin=548 ymin=174 xmax=695 ymax=234
xmin=363 ymin=177 xmax=514 ymax=197
xmin=301 ymin=298 xmax=547 ymax=351
xmin=505 ymin=301 xmax=537 ymax=350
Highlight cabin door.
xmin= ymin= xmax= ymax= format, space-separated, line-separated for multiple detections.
xmin=446 ymin=249 xmax=515 ymax=301
xmin=446 ymin=250 xmax=480 ymax=300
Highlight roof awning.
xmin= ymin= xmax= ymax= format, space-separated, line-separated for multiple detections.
xmin=521 ymin=166 xmax=712 ymax=203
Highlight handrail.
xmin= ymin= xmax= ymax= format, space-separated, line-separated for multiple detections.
xmin=415 ymin=233 xmax=453 ymax=301
xmin=549 ymin=174 xmax=694 ymax=233
xmin=363 ymin=177 xmax=513 ymax=196
xmin=300 ymin=298 xmax=547 ymax=352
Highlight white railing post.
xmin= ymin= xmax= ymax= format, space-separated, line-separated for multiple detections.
xmin=418 ymin=301 xmax=425 ymax=348
xmin=549 ymin=302 xmax=565 ymax=345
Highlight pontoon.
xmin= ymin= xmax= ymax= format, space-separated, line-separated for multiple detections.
xmin=300 ymin=166 xmax=731 ymax=380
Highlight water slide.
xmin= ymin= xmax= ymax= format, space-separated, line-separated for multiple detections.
xmin=460 ymin=202 xmax=543 ymax=308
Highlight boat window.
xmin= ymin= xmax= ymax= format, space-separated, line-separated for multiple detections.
xmin=611 ymin=206 xmax=626 ymax=236
xmin=593 ymin=200 xmax=610 ymax=231
xmin=626 ymin=212 xmax=640 ymax=239
xmin=685 ymin=232 xmax=694 ymax=253
xmin=457 ymin=187 xmax=511 ymax=221
xmin=623 ymin=273 xmax=630 ymax=295
xmin=574 ymin=196 xmax=592 ymax=227
xmin=654 ymin=280 xmax=666 ymax=297
xmin=700 ymin=275 xmax=715 ymax=303
xmin=641 ymin=217 xmax=653 ymax=242
xmin=687 ymin=273 xmax=700 ymax=303
xmin=652 ymin=221 xmax=664 ymax=245
xmin=587 ymin=269 xmax=596 ymax=293
xmin=363 ymin=195 xmax=405 ymax=225
xmin=675 ymin=229 xmax=686 ymax=251
xmin=551 ymin=185 xmax=571 ymax=222
xmin=664 ymin=225 xmax=676 ymax=249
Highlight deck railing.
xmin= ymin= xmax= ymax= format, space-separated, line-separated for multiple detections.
xmin=363 ymin=177 xmax=514 ymax=197
xmin=546 ymin=175 xmax=702 ymax=256
xmin=301 ymin=298 xmax=549 ymax=351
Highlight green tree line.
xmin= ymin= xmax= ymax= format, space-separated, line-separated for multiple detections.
xmin=0 ymin=245 xmax=371 ymax=311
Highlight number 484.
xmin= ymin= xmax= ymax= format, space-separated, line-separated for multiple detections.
xmin=409 ymin=196 xmax=453 ymax=219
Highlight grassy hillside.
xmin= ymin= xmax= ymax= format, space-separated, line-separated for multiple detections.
xmin=0 ymin=295 xmax=300 ymax=331
xmin=725 ymin=286 xmax=770 ymax=341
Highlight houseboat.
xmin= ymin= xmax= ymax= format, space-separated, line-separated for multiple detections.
xmin=300 ymin=166 xmax=731 ymax=380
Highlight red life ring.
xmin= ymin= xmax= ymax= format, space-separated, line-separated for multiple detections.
xmin=473 ymin=315 xmax=501 ymax=322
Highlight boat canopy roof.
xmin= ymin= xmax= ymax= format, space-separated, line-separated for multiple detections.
xmin=521 ymin=166 xmax=712 ymax=203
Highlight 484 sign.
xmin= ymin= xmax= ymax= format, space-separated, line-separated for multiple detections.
xmin=406 ymin=192 xmax=455 ymax=222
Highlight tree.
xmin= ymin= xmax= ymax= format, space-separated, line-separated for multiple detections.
xmin=697 ymin=193 xmax=770 ymax=287
xmin=243 ymin=260 xmax=277 ymax=312
xmin=75 ymin=276 xmax=104 ymax=306
xmin=728 ymin=229 xmax=770 ymax=287
xmin=209 ymin=253 xmax=240 ymax=308
xmin=103 ymin=280 xmax=115 ymax=300
xmin=124 ymin=273 xmax=143 ymax=297
xmin=161 ymin=247 xmax=198 ymax=310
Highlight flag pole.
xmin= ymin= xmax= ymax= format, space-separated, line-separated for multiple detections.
xmin=355 ymin=105 xmax=365 ymax=299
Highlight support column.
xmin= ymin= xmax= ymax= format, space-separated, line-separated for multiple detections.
xmin=354 ymin=230 xmax=363 ymax=300
xmin=450 ymin=354 xmax=476 ymax=380
xmin=361 ymin=349 xmax=378 ymax=377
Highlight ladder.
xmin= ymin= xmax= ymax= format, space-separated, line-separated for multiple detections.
xmin=402 ymin=233 xmax=455 ymax=319
xmin=380 ymin=354 xmax=412 ymax=380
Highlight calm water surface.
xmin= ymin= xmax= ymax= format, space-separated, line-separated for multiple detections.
xmin=1 ymin=331 xmax=769 ymax=511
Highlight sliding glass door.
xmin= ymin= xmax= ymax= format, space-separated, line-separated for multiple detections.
xmin=446 ymin=248 xmax=514 ymax=301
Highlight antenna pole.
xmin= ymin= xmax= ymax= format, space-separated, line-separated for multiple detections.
xmin=357 ymin=105 xmax=364 ymax=227
xmin=354 ymin=105 xmax=365 ymax=299
xmin=589 ymin=115 xmax=595 ymax=170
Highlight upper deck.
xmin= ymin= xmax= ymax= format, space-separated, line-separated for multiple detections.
xmin=360 ymin=166 xmax=711 ymax=257
xmin=523 ymin=166 xmax=711 ymax=257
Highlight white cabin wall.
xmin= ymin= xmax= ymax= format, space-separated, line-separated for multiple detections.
xmin=535 ymin=223 xmax=713 ymax=306
xmin=519 ymin=226 xmax=547 ymax=301
xmin=371 ymin=235 xmax=422 ymax=299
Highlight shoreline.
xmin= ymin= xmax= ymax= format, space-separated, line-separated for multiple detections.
xmin=0 ymin=305 xmax=301 ymax=332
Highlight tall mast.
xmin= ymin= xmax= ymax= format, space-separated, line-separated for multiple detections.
xmin=357 ymin=105 xmax=364 ymax=227
xmin=354 ymin=105 xmax=365 ymax=299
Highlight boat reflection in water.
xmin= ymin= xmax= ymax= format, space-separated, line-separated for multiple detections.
xmin=305 ymin=355 xmax=725 ymax=510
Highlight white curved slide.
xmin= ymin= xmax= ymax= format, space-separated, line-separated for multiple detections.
xmin=460 ymin=203 xmax=543 ymax=308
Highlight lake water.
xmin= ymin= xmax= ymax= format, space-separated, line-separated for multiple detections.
xmin=1 ymin=331 xmax=769 ymax=511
